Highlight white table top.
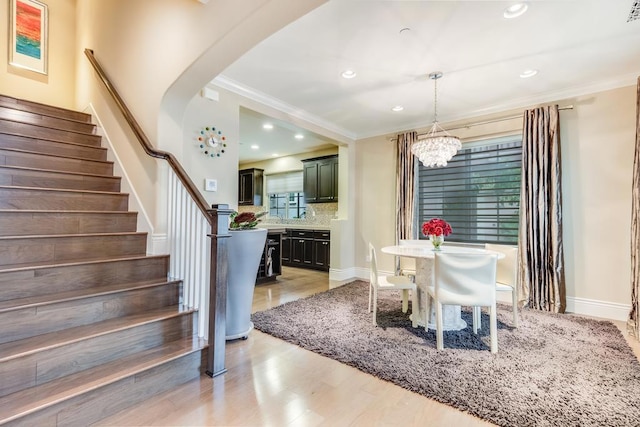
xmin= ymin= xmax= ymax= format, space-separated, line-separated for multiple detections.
xmin=381 ymin=244 xmax=504 ymax=259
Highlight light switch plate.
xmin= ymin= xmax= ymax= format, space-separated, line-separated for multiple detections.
xmin=205 ymin=178 xmax=217 ymax=192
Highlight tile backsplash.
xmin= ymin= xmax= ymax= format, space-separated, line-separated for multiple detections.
xmin=238 ymin=203 xmax=338 ymax=227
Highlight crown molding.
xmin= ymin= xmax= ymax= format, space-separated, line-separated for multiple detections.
xmin=212 ymin=75 xmax=357 ymax=141
xmin=215 ymin=72 xmax=639 ymax=142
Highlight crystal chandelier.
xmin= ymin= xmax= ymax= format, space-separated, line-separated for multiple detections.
xmin=411 ymin=72 xmax=461 ymax=167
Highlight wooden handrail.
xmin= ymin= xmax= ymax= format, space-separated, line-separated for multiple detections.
xmin=84 ymin=49 xmax=213 ymax=223
xmin=86 ymin=48 xmax=231 ymax=377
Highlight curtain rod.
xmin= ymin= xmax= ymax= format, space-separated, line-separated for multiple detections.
xmin=390 ymin=105 xmax=574 ymax=141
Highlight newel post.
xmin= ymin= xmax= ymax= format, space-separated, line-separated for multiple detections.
xmin=206 ymin=203 xmax=233 ymax=377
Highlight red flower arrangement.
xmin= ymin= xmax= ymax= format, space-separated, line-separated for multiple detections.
xmin=421 ymin=218 xmax=452 ymax=237
xmin=230 ymin=211 xmax=267 ymax=230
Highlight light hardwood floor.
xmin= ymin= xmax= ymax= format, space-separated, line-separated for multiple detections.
xmin=96 ymin=267 xmax=640 ymax=427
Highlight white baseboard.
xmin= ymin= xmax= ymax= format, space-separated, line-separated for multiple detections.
xmin=566 ymin=296 xmax=630 ymax=322
xmin=329 ymin=267 xmax=361 ymax=282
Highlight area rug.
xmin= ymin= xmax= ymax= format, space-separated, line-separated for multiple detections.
xmin=251 ymin=280 xmax=640 ymax=427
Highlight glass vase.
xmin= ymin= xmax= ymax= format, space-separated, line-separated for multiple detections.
xmin=429 ymin=234 xmax=444 ymax=251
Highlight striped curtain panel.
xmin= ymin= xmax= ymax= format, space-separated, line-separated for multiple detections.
xmin=629 ymin=77 xmax=640 ymax=340
xmin=519 ymin=105 xmax=566 ymax=313
xmin=395 ymin=132 xmax=417 ymax=247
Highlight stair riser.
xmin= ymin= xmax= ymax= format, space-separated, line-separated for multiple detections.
xmin=0 ymin=120 xmax=101 ymax=147
xmin=0 ymin=96 xmax=92 ymax=123
xmin=3 ymin=350 xmax=204 ymax=427
xmin=0 ymin=134 xmax=107 ymax=161
xmin=0 ymin=149 xmax=113 ymax=175
xmin=0 ymin=283 xmax=181 ymax=345
xmin=0 ymin=107 xmax=96 ymax=134
xmin=0 ymin=168 xmax=120 ymax=192
xmin=0 ymin=212 xmax=136 ymax=237
xmin=0 ymin=234 xmax=146 ymax=267
xmin=0 ymin=188 xmax=128 ymax=211
xmin=0 ymin=256 xmax=169 ymax=302
xmin=0 ymin=304 xmax=191 ymax=398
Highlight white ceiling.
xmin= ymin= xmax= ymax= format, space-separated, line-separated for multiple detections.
xmin=221 ymin=0 xmax=640 ymax=162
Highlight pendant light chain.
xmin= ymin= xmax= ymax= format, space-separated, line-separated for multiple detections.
xmin=433 ymin=75 xmax=438 ymax=124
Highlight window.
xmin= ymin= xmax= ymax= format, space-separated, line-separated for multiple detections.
xmin=415 ymin=135 xmax=522 ymax=244
xmin=267 ymin=171 xmax=306 ymax=219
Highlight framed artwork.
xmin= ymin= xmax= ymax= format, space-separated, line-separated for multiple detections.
xmin=9 ymin=0 xmax=48 ymax=75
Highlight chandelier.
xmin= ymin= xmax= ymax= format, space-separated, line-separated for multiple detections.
xmin=411 ymin=72 xmax=461 ymax=167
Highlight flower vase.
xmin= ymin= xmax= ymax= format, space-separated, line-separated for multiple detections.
xmin=226 ymin=228 xmax=267 ymax=340
xmin=429 ymin=234 xmax=444 ymax=251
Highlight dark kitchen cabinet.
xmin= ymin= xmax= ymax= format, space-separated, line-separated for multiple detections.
xmin=281 ymin=231 xmax=291 ymax=263
xmin=283 ymin=229 xmax=330 ymax=272
xmin=302 ymin=155 xmax=338 ymax=203
xmin=290 ymin=230 xmax=313 ymax=266
xmin=312 ymin=231 xmax=330 ymax=270
xmin=238 ymin=168 xmax=263 ymax=206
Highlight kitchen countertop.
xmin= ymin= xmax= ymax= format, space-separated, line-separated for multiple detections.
xmin=258 ymin=223 xmax=330 ymax=231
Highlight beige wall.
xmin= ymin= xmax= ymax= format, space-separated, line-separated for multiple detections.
xmin=0 ymin=0 xmax=76 ymax=108
xmin=72 ymin=0 xmax=325 ymax=234
xmin=182 ymin=87 xmax=242 ymax=209
xmin=355 ymin=85 xmax=637 ymax=315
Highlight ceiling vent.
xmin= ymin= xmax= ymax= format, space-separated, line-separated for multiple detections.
xmin=629 ymin=0 xmax=640 ymax=22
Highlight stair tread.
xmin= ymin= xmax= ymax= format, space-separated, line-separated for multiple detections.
xmin=0 ymin=253 xmax=168 ymax=274
xmin=0 ymin=209 xmax=134 ymax=214
xmin=0 ymin=131 xmax=105 ymax=150
xmin=0 ymin=305 xmax=193 ymax=362
xmin=0 ymin=109 xmax=96 ymax=138
xmin=0 ymin=253 xmax=164 ymax=273
xmin=0 ymin=117 xmax=100 ymax=139
xmin=0 ymin=184 xmax=127 ymax=196
xmin=0 ymin=96 xmax=92 ymax=123
xmin=0 ymin=231 xmax=146 ymax=240
xmin=0 ymin=146 xmax=112 ymax=165
xmin=0 ymin=279 xmax=180 ymax=313
xmin=0 ymin=335 xmax=205 ymax=424
xmin=0 ymin=164 xmax=119 ymax=180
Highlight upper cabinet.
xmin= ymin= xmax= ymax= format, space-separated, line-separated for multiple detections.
xmin=238 ymin=168 xmax=263 ymax=206
xmin=302 ymin=155 xmax=338 ymax=203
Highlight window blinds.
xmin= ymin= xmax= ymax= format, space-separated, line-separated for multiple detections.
xmin=416 ymin=136 xmax=522 ymax=244
xmin=266 ymin=171 xmax=303 ymax=194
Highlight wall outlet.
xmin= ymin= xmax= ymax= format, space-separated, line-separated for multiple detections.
xmin=205 ymin=178 xmax=217 ymax=192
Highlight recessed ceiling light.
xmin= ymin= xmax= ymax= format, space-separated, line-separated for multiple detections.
xmin=341 ymin=69 xmax=357 ymax=79
xmin=391 ymin=105 xmax=404 ymax=112
xmin=520 ymin=69 xmax=538 ymax=78
xmin=503 ymin=3 xmax=528 ymax=19
xmin=250 ymin=144 xmax=259 ymax=150
xmin=262 ymin=123 xmax=273 ymax=130
xmin=294 ymin=134 xmax=304 ymax=140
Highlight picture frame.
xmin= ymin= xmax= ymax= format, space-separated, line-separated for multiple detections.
xmin=9 ymin=0 xmax=48 ymax=75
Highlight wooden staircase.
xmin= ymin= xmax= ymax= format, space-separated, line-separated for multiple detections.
xmin=0 ymin=95 xmax=207 ymax=426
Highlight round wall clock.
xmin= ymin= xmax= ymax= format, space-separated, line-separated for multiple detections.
xmin=197 ymin=126 xmax=227 ymax=158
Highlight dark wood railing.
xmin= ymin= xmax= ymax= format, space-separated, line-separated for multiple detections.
xmin=84 ymin=49 xmax=230 ymax=377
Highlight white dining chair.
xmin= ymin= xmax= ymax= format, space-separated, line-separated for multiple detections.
xmin=369 ymin=243 xmax=417 ymax=327
xmin=426 ymin=252 xmax=499 ymax=353
xmin=485 ymin=243 xmax=519 ymax=328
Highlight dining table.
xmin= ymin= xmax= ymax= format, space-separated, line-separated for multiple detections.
xmin=381 ymin=244 xmax=504 ymax=331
